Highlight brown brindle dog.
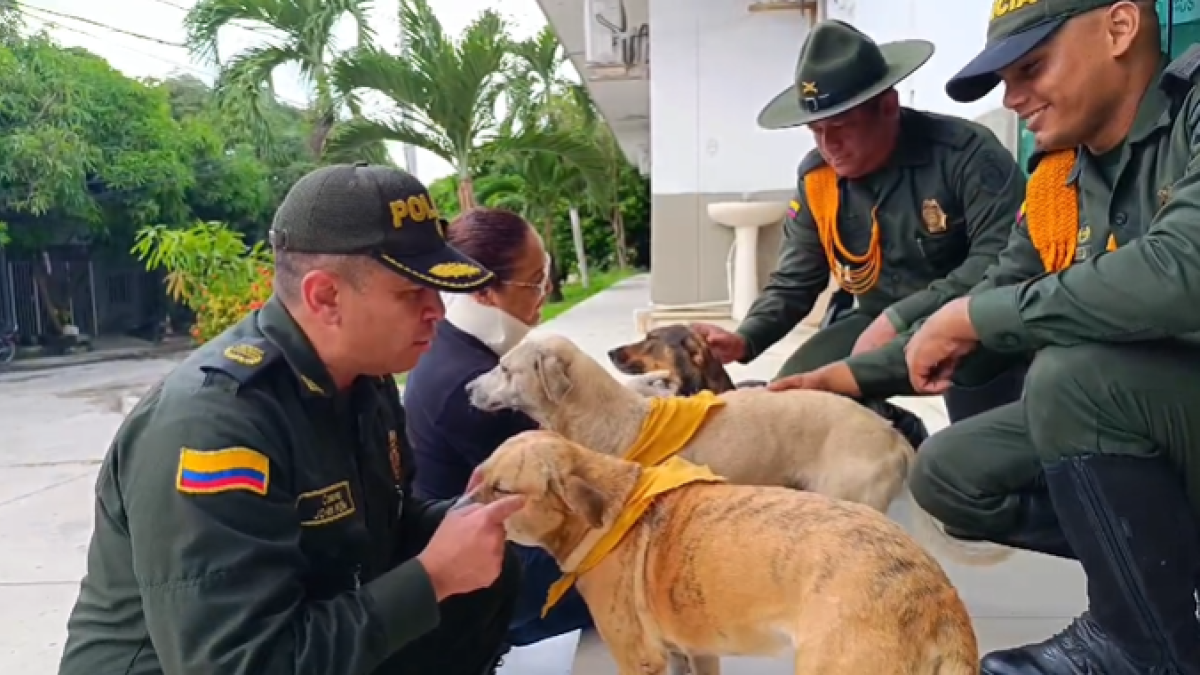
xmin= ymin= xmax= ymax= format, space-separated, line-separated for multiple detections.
xmin=608 ymin=325 xmax=764 ymax=396
xmin=471 ymin=430 xmax=978 ymax=675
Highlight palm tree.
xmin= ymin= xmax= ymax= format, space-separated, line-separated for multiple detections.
xmin=573 ymin=85 xmax=634 ymax=269
xmin=512 ymin=30 xmax=633 ymax=270
xmin=325 ymin=0 xmax=606 ymax=209
xmin=183 ymin=0 xmax=376 ymax=159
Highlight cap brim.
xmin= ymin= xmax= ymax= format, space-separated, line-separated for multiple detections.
xmin=757 ymin=40 xmax=935 ymax=130
xmin=945 ymin=20 xmax=1062 ymax=103
xmin=373 ymin=244 xmax=495 ymax=293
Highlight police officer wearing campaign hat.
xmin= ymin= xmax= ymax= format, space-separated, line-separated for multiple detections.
xmin=857 ymin=0 xmax=1200 ymax=672
xmin=57 ymin=163 xmax=525 ymax=675
xmin=696 ymin=19 xmax=1027 ymax=441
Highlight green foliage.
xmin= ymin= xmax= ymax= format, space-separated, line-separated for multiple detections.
xmin=131 ymin=220 xmax=274 ymax=343
xmin=184 ymin=0 xmax=379 ymax=159
xmin=131 ymin=221 xmax=271 ymax=305
xmin=0 ymin=31 xmax=193 ymax=249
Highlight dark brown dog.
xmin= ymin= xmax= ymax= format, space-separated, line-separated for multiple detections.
xmin=609 ymin=324 xmax=765 ymax=396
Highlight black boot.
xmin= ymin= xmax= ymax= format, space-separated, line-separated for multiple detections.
xmin=863 ymin=399 xmax=929 ymax=450
xmin=943 ymin=489 xmax=1075 ymax=560
xmin=981 ymin=455 xmax=1200 ymax=674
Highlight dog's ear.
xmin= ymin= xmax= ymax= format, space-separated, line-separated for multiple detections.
xmin=686 ymin=333 xmax=736 ymax=393
xmin=562 ymin=475 xmax=606 ymax=529
xmin=533 ymin=348 xmax=573 ymax=403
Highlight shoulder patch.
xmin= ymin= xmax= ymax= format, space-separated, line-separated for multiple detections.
xmin=975 ymin=148 xmax=1016 ymax=194
xmin=177 ymin=446 xmax=270 ymax=496
xmin=796 ymin=150 xmax=826 ymax=179
xmin=198 ymin=337 xmax=281 ymax=389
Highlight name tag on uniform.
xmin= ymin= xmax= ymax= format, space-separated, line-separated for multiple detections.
xmin=297 ymin=481 xmax=356 ymax=526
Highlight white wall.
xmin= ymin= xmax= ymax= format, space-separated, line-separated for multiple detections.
xmin=649 ymin=0 xmax=1009 ymax=197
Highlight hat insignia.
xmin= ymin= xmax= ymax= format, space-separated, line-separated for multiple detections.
xmin=429 ymin=262 xmax=482 ymax=279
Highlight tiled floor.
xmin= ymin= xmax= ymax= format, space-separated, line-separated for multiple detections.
xmin=500 ymin=276 xmax=1086 ymax=675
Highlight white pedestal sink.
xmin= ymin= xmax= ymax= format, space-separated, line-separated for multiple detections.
xmin=708 ymin=201 xmax=789 ymax=321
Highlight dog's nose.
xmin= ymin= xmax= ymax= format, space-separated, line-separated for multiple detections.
xmin=607 ymin=347 xmax=623 ymax=361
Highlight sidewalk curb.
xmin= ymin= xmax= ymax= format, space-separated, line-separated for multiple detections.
xmin=3 ymin=342 xmax=194 ymax=374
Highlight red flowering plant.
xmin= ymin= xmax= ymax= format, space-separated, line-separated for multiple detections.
xmin=132 ymin=221 xmax=274 ymax=344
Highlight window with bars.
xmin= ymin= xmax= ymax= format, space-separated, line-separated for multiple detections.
xmin=1015 ymin=0 xmax=1199 ymax=172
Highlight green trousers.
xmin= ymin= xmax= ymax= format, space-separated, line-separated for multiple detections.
xmin=774 ymin=311 xmax=1027 ymax=423
xmin=911 ymin=341 xmax=1200 ymax=536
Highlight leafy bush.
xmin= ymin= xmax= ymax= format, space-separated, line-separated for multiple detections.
xmin=131 ymin=221 xmax=273 ymax=343
xmin=190 ymin=266 xmax=272 ymax=343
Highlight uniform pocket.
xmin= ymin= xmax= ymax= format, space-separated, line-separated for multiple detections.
xmin=914 ymin=227 xmax=968 ymax=275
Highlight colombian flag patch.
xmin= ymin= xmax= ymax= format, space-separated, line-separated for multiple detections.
xmin=176 ymin=447 xmax=269 ymax=496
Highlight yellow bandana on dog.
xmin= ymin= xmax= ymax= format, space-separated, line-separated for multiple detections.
xmin=541 ymin=391 xmax=727 ymax=616
xmin=622 ymin=390 xmax=726 ymax=466
xmin=541 ymin=456 xmax=725 ymax=617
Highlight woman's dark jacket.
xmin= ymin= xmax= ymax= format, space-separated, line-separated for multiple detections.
xmin=404 ymin=320 xmax=537 ymax=500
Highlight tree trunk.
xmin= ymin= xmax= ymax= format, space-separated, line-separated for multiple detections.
xmin=542 ymin=216 xmax=564 ymax=303
xmin=32 ymin=253 xmax=63 ymax=336
xmin=611 ymin=207 xmax=629 ymax=269
xmin=457 ymin=175 xmax=477 ymax=210
xmin=568 ymin=206 xmax=588 ymax=289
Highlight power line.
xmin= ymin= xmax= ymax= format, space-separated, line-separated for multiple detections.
xmin=143 ymin=0 xmax=280 ymax=39
xmin=23 ymin=13 xmax=310 ymax=110
xmin=17 ymin=1 xmax=186 ymax=48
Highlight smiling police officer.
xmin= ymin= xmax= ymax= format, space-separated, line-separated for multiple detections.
xmin=905 ymin=0 xmax=1200 ymax=672
xmin=57 ymin=164 xmax=524 ymax=675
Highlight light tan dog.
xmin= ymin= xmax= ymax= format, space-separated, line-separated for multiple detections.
xmin=467 ymin=333 xmax=1014 ymax=565
xmin=471 ymin=430 xmax=978 ymax=675
xmin=468 ymin=334 xmax=910 ymax=512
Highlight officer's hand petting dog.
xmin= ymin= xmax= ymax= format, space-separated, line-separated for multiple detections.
xmin=419 ymin=493 xmax=525 ymax=600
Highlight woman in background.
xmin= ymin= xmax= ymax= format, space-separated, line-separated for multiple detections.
xmin=404 ymin=207 xmax=593 ymax=647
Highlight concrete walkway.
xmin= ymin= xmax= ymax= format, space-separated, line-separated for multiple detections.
xmin=500 ymin=274 xmax=1085 ymax=675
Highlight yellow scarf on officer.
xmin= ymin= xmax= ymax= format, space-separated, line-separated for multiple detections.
xmin=1023 ymin=149 xmax=1117 ymax=272
xmin=541 ymin=391 xmax=726 ymax=616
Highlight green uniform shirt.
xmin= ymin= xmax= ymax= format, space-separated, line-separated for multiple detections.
xmin=846 ymin=59 xmax=1198 ymax=397
xmin=58 ymin=295 xmax=447 ymax=675
xmin=969 ymin=67 xmax=1199 ymax=352
xmin=735 ymin=108 xmax=1025 ymax=361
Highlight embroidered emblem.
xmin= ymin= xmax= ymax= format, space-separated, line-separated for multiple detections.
xmin=922 ymin=199 xmax=948 ymax=233
xmin=977 ymin=149 xmax=1012 ymax=193
xmin=787 ymin=199 xmax=800 ymax=219
xmin=176 ymin=447 xmax=269 ymax=496
xmin=1158 ymin=186 xmax=1172 ymax=210
xmin=800 ymin=81 xmax=818 ymax=95
xmin=428 ymin=262 xmax=482 ymax=278
xmin=223 ymin=344 xmax=264 ymax=366
xmin=296 ymin=481 xmax=356 ymax=526
xmin=1077 ymin=225 xmax=1091 ymax=244
xmin=991 ymin=0 xmax=1039 ymax=22
xmin=389 ymin=193 xmax=439 ymax=228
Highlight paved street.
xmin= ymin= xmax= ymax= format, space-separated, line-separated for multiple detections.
xmin=0 ymin=277 xmax=1088 ymax=673
xmin=0 ymin=356 xmax=185 ymax=672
